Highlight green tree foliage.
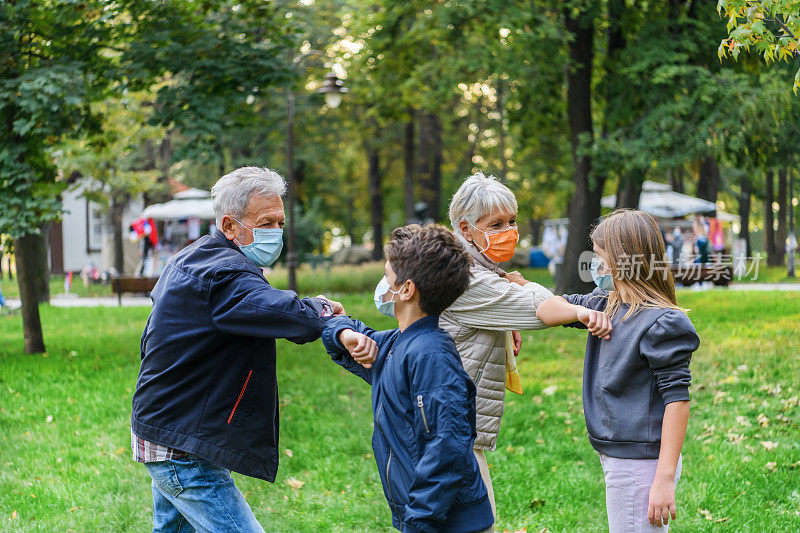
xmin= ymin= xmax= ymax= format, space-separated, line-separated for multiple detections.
xmin=718 ymin=0 xmax=800 ymax=90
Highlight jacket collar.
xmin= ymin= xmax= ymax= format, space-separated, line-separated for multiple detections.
xmin=212 ymin=227 xmax=245 ymax=255
xmin=398 ymin=314 xmax=440 ymax=341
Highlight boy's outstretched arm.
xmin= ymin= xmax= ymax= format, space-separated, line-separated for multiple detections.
xmin=402 ymin=353 xmax=477 ymax=533
xmin=536 ymin=296 xmax=613 ymax=339
xmin=321 ymin=316 xmax=396 ymax=384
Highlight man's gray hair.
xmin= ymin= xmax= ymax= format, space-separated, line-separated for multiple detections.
xmin=448 ymin=172 xmax=518 ymax=229
xmin=211 ymin=167 xmax=287 ymax=226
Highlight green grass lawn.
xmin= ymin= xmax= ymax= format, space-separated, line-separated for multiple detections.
xmin=0 ymin=291 xmax=799 ymax=531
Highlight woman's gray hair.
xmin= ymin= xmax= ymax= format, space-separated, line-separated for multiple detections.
xmin=448 ymin=172 xmax=518 ymax=229
xmin=211 ymin=167 xmax=287 ymax=226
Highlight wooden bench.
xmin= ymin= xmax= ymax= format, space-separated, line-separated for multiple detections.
xmin=110 ymin=276 xmax=160 ymax=306
xmin=670 ymin=264 xmax=733 ymax=287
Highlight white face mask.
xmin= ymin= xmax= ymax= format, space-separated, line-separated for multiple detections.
xmin=373 ymin=276 xmax=402 ymax=318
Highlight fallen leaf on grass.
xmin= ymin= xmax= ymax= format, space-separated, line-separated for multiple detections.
xmin=542 ymin=385 xmax=557 ymax=396
xmin=699 ymin=509 xmax=713 ymax=520
xmin=285 ymin=477 xmax=305 ymax=490
xmin=284 ymin=449 xmax=293 ymax=458
xmin=716 ymin=517 xmax=729 ymax=523
xmin=11 ymin=510 xmax=18 ymax=520
xmin=766 ymin=462 xmax=777 ymax=471
xmin=761 ymin=441 xmax=779 ymax=451
xmin=46 ymin=415 xmax=53 ymax=424
xmin=757 ymin=413 xmax=769 ymax=427
xmin=529 ymin=498 xmax=545 ymax=509
xmin=735 ymin=416 xmax=751 ymax=427
xmin=789 ymin=460 xmax=800 ymax=470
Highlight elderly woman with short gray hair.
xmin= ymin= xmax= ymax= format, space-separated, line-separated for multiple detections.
xmin=441 ymin=172 xmax=554 ymax=519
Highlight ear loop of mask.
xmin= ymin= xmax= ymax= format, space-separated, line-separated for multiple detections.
xmin=468 ymin=221 xmax=516 ymax=254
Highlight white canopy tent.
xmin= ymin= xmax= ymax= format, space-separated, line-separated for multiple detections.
xmin=601 ymin=180 xmax=729 ymax=219
xmin=142 ymin=188 xmax=215 ymax=221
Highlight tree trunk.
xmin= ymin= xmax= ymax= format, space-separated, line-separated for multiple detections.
xmin=777 ymin=168 xmax=788 ymax=265
xmin=557 ymin=4 xmax=599 ymax=295
xmin=668 ymin=167 xmax=684 ymax=194
xmin=788 ymin=169 xmax=796 ymax=278
xmin=14 ymin=233 xmax=46 ymax=353
xmin=616 ymin=170 xmax=643 ymax=209
xmin=403 ymin=114 xmax=415 ymax=223
xmin=738 ymin=174 xmax=752 ymax=257
xmin=366 ymin=139 xmax=384 ymax=261
xmin=765 ymin=169 xmax=779 ymax=266
xmin=496 ymin=77 xmax=508 ymax=183
xmin=696 ymin=155 xmax=720 ymax=204
xmin=111 ymin=196 xmax=125 ymax=274
xmin=417 ymin=112 xmax=443 ymax=222
xmin=528 ymin=217 xmax=543 ymax=246
xmin=32 ymin=226 xmax=50 ymax=304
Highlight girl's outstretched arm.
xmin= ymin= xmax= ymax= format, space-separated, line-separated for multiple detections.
xmin=535 ymin=296 xmax=613 ymax=339
xmin=648 ymin=400 xmax=690 ymax=527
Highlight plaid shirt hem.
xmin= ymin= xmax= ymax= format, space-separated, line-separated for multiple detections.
xmin=131 ymin=429 xmax=187 ymax=463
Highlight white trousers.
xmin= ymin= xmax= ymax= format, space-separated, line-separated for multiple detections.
xmin=473 ymin=449 xmax=496 ymax=527
xmin=598 ymin=453 xmax=683 ymax=533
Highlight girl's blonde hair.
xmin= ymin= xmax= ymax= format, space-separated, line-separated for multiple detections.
xmin=590 ymin=209 xmax=687 ymax=320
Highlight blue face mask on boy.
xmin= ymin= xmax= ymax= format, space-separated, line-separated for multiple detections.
xmin=233 ymin=218 xmax=284 ymax=267
xmin=374 ymin=276 xmax=402 ymax=318
xmin=590 ymin=257 xmax=615 ymax=291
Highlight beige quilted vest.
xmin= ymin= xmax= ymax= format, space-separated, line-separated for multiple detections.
xmin=440 ymin=264 xmax=553 ymax=450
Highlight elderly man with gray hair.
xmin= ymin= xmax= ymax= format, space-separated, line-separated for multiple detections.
xmin=441 ymin=172 xmax=555 ymax=520
xmin=131 ymin=167 xmax=343 ymax=532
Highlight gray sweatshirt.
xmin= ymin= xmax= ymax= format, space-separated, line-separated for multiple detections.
xmin=562 ymin=288 xmax=700 ymax=459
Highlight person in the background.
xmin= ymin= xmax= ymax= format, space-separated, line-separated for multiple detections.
xmin=442 ymin=172 xmax=555 ymax=518
xmin=536 ymin=209 xmax=700 ymax=533
xmin=131 ymin=167 xmax=344 ymax=532
xmin=670 ymin=227 xmax=683 ymax=265
xmin=693 ymin=218 xmax=709 ymax=263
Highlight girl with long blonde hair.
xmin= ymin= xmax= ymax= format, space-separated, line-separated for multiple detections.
xmin=536 ymin=209 xmax=700 ymax=533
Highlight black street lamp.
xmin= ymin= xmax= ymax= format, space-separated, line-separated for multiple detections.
xmin=285 ymin=69 xmax=347 ymax=293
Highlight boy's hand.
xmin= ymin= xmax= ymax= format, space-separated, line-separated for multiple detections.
xmin=575 ymin=307 xmax=612 ymax=339
xmin=338 ymin=329 xmax=377 ymax=368
xmin=648 ymin=477 xmax=677 ymax=527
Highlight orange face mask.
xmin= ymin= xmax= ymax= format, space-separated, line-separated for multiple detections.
xmin=470 ymin=223 xmax=519 ymax=263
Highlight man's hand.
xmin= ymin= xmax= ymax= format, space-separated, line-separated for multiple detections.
xmin=504 ymin=271 xmax=528 ymax=286
xmin=338 ymin=329 xmax=377 ymax=368
xmin=512 ymin=330 xmax=522 ymax=356
xmin=575 ymin=307 xmax=612 ymax=339
xmin=648 ymin=477 xmax=677 ymax=527
xmin=316 ymin=295 xmax=346 ymax=316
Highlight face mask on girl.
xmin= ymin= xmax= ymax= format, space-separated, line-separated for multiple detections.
xmin=590 ymin=257 xmax=615 ymax=291
xmin=374 ymin=276 xmax=403 ymax=318
xmin=233 ymin=218 xmax=284 ymax=267
xmin=468 ymin=222 xmax=519 ymax=263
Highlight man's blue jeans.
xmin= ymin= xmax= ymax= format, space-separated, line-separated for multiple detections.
xmin=144 ymin=454 xmax=265 ymax=533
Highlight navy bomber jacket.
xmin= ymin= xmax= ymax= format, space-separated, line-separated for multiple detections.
xmin=131 ymin=229 xmax=328 ymax=482
xmin=322 ymin=314 xmax=494 ymax=533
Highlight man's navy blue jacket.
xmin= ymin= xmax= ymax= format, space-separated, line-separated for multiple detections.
xmin=322 ymin=315 xmax=493 ymax=533
xmin=131 ymin=230 xmax=327 ymax=482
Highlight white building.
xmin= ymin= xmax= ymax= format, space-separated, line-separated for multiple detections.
xmin=50 ymin=180 xmax=144 ymax=274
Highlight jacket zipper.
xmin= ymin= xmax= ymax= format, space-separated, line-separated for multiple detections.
xmin=376 ymin=402 xmax=398 ymax=510
xmin=417 ymin=395 xmax=430 ymax=433
xmin=475 ymin=369 xmax=484 ymax=385
xmin=227 ymin=370 xmax=253 ymax=424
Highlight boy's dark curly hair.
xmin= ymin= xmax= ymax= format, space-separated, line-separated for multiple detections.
xmin=385 ymin=224 xmax=472 ymax=315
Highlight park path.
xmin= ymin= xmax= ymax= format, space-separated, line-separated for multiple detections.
xmin=3 ymin=282 xmax=798 ymax=309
